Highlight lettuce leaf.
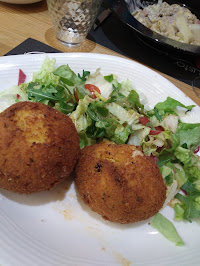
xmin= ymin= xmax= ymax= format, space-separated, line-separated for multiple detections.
xmin=108 ymin=80 xmax=144 ymax=112
xmin=106 ymin=102 xmax=140 ymax=125
xmin=110 ymin=123 xmax=132 ymax=144
xmin=0 ymin=85 xmax=28 ymax=112
xmin=174 ymin=204 xmax=185 ymax=221
xmin=87 ymin=102 xmax=132 ymax=144
xmin=157 ymin=133 xmax=180 ymax=167
xmin=176 ymin=122 xmax=200 ymax=151
xmin=128 ymin=127 xmax=150 ymax=146
xmin=128 ymin=90 xmax=144 ymax=110
xmin=70 ymin=96 xmax=92 ymax=131
xmin=154 ymin=97 xmax=195 ymax=115
xmin=85 ymin=68 xmax=113 ymax=99
xmin=54 ymin=64 xmax=82 ymax=86
xmin=33 ymin=57 xmax=59 ymax=86
xmin=150 ymin=213 xmax=184 ymax=246
xmin=78 ymin=131 xmax=96 ymax=148
xmin=174 ymin=147 xmax=200 ymax=180
xmin=54 ymin=64 xmax=90 ymax=98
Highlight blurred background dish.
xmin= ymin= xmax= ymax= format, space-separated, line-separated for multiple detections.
xmin=0 ymin=0 xmax=41 ymax=4
xmin=106 ymin=0 xmax=200 ymax=56
xmin=132 ymin=1 xmax=200 ymax=45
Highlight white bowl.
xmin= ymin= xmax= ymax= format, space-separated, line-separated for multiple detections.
xmin=0 ymin=0 xmax=41 ymax=4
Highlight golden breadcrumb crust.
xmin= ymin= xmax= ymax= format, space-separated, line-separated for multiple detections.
xmin=0 ymin=101 xmax=80 ymax=194
xmin=75 ymin=143 xmax=166 ymax=224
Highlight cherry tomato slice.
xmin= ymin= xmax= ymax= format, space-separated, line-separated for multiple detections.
xmin=139 ymin=117 xmax=150 ymax=125
xmin=85 ymin=84 xmax=101 ymax=99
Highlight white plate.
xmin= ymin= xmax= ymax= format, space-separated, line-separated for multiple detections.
xmin=0 ymin=53 xmax=200 ymax=266
xmin=0 ymin=0 xmax=41 ymax=4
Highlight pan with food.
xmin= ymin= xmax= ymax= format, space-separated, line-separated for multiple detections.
xmin=106 ymin=0 xmax=200 ymax=55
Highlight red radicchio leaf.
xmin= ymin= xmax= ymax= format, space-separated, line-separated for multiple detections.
xmin=18 ymin=69 xmax=26 ymax=86
xmin=194 ymin=145 xmax=200 ymax=154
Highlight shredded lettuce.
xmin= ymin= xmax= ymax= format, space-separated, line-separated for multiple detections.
xmin=128 ymin=127 xmax=150 ymax=146
xmin=174 ymin=147 xmax=200 ymax=179
xmin=161 ymin=114 xmax=179 ymax=133
xmin=110 ymin=123 xmax=132 ymax=144
xmin=33 ymin=57 xmax=59 ymax=86
xmin=106 ymin=102 xmax=140 ymax=125
xmin=119 ymin=79 xmax=133 ymax=97
xmin=0 ymin=85 xmax=28 ymax=112
xmin=85 ymin=68 xmax=113 ymax=99
xmin=174 ymin=204 xmax=185 ymax=221
xmin=176 ymin=122 xmax=200 ymax=151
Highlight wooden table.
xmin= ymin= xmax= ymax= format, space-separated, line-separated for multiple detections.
xmin=0 ymin=0 xmax=199 ymax=106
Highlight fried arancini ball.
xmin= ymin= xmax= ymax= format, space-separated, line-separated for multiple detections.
xmin=0 ymin=101 xmax=80 ymax=194
xmin=75 ymin=143 xmax=166 ymax=224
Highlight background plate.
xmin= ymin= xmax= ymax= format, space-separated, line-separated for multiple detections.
xmin=0 ymin=53 xmax=200 ymax=266
xmin=0 ymin=0 xmax=41 ymax=4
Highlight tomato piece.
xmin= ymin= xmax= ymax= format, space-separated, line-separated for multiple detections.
xmin=149 ymin=129 xmax=162 ymax=135
xmin=18 ymin=69 xmax=26 ymax=85
xmin=85 ymin=84 xmax=101 ymax=99
xmin=149 ymin=126 xmax=164 ymax=135
xmin=155 ymin=126 xmax=164 ymax=131
xmin=139 ymin=117 xmax=150 ymax=125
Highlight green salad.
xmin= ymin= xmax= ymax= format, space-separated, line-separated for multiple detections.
xmin=1 ymin=57 xmax=200 ymax=246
